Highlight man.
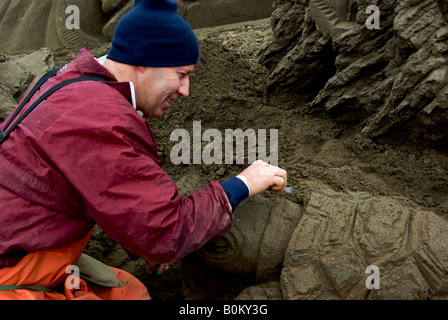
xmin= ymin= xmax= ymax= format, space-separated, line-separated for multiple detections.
xmin=0 ymin=0 xmax=287 ymax=300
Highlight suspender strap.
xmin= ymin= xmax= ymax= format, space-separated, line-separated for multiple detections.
xmin=1 ymin=69 xmax=58 ymax=135
xmin=0 ymin=69 xmax=106 ymax=145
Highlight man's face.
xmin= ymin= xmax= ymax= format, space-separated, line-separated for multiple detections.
xmin=135 ymin=65 xmax=194 ymax=118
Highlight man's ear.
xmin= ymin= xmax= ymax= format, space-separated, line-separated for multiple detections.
xmin=137 ymin=66 xmax=147 ymax=74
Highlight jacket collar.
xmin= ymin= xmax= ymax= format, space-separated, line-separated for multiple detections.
xmin=76 ymin=48 xmax=134 ymax=107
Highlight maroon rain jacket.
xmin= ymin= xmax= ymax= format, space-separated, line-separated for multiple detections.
xmin=0 ymin=49 xmax=233 ymax=267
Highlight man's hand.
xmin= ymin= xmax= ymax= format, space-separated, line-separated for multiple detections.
xmin=146 ymin=261 xmax=170 ymax=276
xmin=238 ymin=160 xmax=287 ymax=197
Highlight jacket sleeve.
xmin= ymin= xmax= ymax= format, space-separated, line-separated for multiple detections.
xmin=38 ymin=83 xmax=233 ymax=263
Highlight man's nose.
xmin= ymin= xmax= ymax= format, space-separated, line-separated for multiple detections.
xmin=178 ymin=77 xmax=190 ymax=97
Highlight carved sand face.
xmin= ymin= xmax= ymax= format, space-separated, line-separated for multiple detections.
xmin=197 ymin=196 xmax=270 ymax=274
xmin=196 ymin=196 xmax=303 ymax=280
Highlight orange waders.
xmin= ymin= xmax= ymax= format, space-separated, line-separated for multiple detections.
xmin=0 ymin=229 xmax=150 ymax=300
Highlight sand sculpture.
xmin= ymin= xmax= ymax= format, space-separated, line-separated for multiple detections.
xmin=0 ymin=0 xmax=133 ymax=52
xmin=187 ymin=190 xmax=448 ymax=299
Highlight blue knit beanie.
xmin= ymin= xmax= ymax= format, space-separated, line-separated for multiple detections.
xmin=108 ymin=0 xmax=199 ymax=67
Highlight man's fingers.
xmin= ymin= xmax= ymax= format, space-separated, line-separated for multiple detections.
xmin=270 ymin=176 xmax=287 ymax=192
xmin=259 ymin=164 xmax=287 ymax=191
xmin=146 ymin=261 xmax=170 ymax=275
xmin=240 ymin=160 xmax=288 ymax=196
